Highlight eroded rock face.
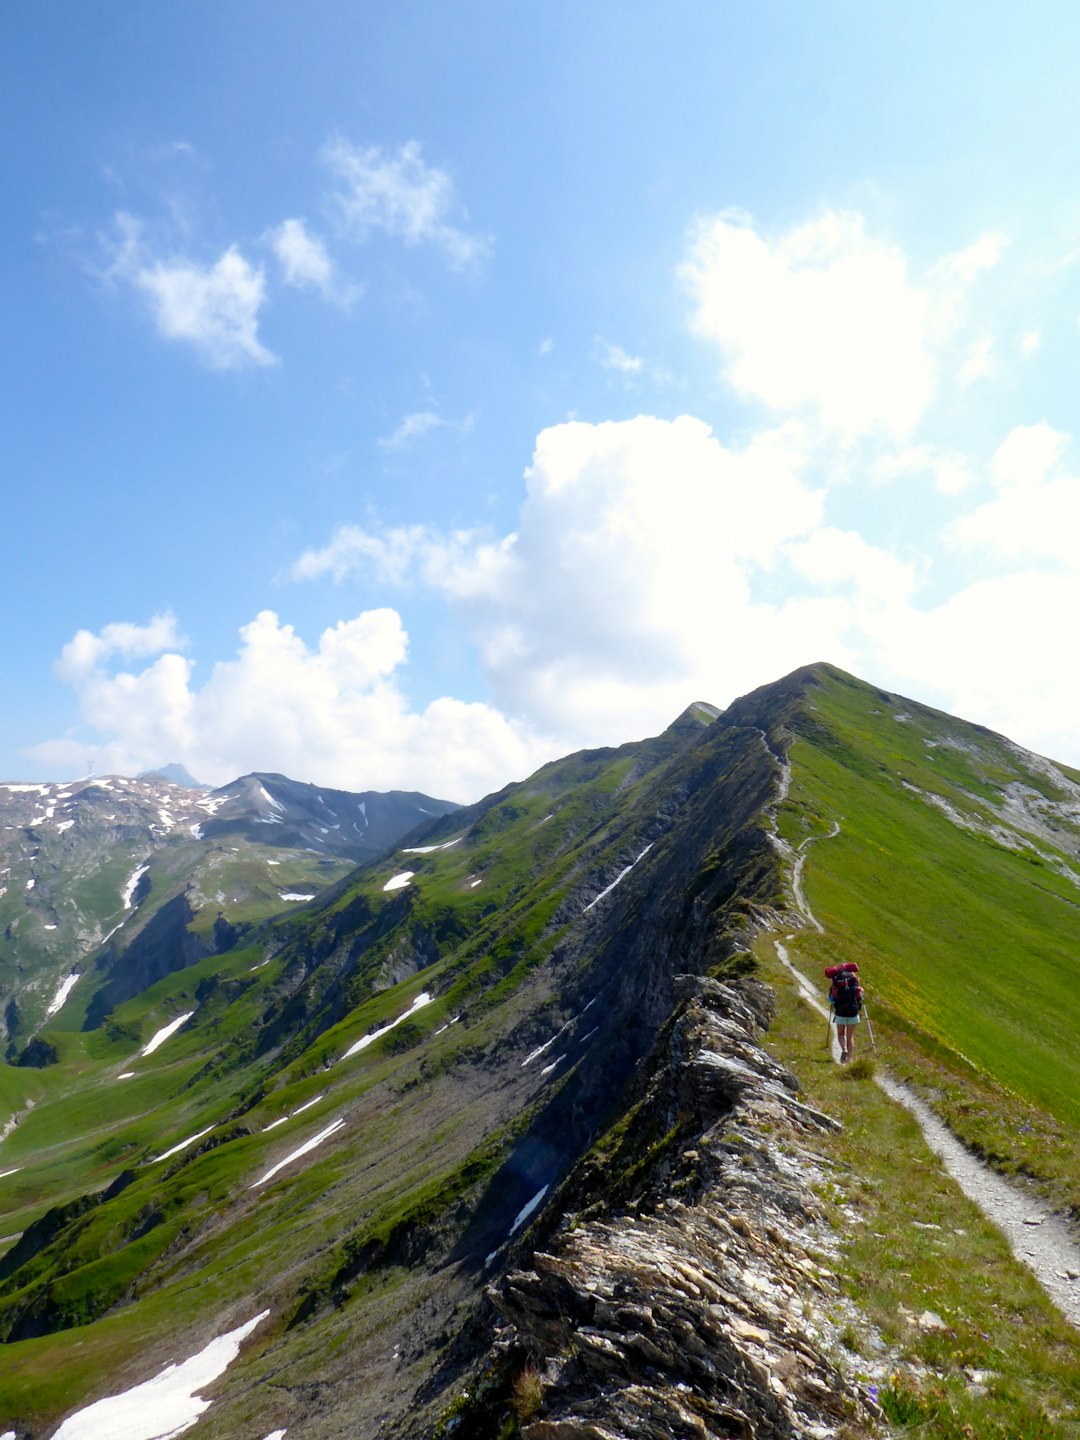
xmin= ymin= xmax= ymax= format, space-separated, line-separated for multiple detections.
xmin=486 ymin=979 xmax=874 ymax=1439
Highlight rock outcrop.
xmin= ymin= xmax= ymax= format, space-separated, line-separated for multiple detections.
xmin=462 ymin=980 xmax=877 ymax=1439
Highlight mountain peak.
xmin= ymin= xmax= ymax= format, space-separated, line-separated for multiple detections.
xmin=136 ymin=763 xmax=207 ymax=789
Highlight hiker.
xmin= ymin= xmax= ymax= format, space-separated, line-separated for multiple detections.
xmin=825 ymin=963 xmax=863 ymax=1063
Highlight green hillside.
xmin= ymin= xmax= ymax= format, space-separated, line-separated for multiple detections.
xmin=1 ymin=668 xmax=1078 ymax=1438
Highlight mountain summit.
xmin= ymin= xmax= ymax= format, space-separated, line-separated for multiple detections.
xmin=2 ymin=664 xmax=1079 ymax=1437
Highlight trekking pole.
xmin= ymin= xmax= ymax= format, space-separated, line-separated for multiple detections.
xmin=863 ymin=1005 xmax=877 ymax=1053
xmin=825 ymin=1008 xmax=834 ymax=1052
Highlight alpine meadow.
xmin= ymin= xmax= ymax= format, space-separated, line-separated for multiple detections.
xmin=2 ymin=664 xmax=1080 ymax=1439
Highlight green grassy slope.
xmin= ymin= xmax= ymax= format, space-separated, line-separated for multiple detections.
xmin=1 ymin=705 xmax=769 ymax=1434
xmin=774 ymin=664 xmax=1080 ymax=1201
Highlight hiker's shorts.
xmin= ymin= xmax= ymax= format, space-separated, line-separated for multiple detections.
xmin=833 ymin=1012 xmax=860 ymax=1025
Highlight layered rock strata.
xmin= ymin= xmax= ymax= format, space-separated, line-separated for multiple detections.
xmin=483 ymin=979 xmax=878 ymax=1439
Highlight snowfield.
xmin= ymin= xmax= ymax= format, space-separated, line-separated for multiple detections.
xmin=50 ymin=1310 xmax=270 ymax=1439
xmin=46 ymin=973 xmax=81 ymax=1017
xmin=382 ymin=871 xmax=414 ymax=891
xmin=251 ymin=1118 xmax=346 ymax=1188
xmin=341 ymin=992 xmax=433 ymax=1060
xmin=140 ymin=1011 xmax=195 ymax=1057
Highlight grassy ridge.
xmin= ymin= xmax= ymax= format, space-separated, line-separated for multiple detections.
xmin=780 ymin=669 xmax=1080 ymax=1200
xmin=759 ymin=943 xmax=1080 ymax=1439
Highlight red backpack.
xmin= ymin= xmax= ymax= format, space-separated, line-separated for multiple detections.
xmin=825 ymin=963 xmax=863 ymax=1018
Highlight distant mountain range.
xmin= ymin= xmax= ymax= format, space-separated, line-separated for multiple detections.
xmin=2 ymin=665 xmax=1080 ymax=1438
xmin=0 ymin=770 xmax=458 ymax=1046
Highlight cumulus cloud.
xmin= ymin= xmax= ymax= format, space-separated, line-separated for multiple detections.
xmin=39 ymin=608 xmax=546 ymax=800
xmin=105 ymin=213 xmax=277 ymax=369
xmin=266 ymin=217 xmax=360 ymax=306
xmin=681 ymin=211 xmax=1010 ymax=443
xmin=949 ymin=423 xmax=1080 ymax=564
xmin=56 ymin=613 xmax=187 ymax=682
xmin=872 ymin=444 xmax=976 ymax=496
xmin=295 ymin=415 xmax=844 ymax=739
xmin=323 ymin=137 xmax=489 ymax=268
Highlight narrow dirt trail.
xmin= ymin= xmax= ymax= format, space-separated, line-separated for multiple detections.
xmin=768 ymin=779 xmax=1080 ymax=1329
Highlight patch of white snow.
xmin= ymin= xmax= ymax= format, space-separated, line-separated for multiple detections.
xmin=251 ymin=1118 xmax=346 ymax=1188
xmin=140 ymin=1011 xmax=195 ymax=1057
xmin=278 ymin=891 xmax=315 ymax=902
xmin=122 ymin=864 xmax=150 ymax=909
xmin=290 ymin=1094 xmax=324 ymax=1117
xmin=152 ymin=1126 xmax=215 ymax=1164
xmin=383 ymin=871 xmax=415 ymax=892
xmin=508 ymin=1185 xmax=549 ymax=1237
xmin=582 ymin=843 xmax=654 ymax=912
xmin=46 ymin=972 xmax=81 ymax=1017
xmin=50 ymin=1309 xmax=270 ymax=1440
xmin=342 ymin=993 xmax=433 ymax=1060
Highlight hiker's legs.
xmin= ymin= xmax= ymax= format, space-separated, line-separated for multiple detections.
xmin=838 ymin=1022 xmax=852 ymax=1060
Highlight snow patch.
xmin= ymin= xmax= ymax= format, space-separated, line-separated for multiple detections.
xmin=189 ymin=823 xmax=203 ymax=839
xmin=582 ymin=843 xmax=654 ymax=912
xmin=251 ymin=1118 xmax=345 ymax=1188
xmin=56 ymin=820 xmax=75 ymax=834
xmin=290 ymin=1094 xmax=324 ymax=1117
xmin=279 ymin=892 xmax=315 ymax=902
xmin=508 ymin=1185 xmax=549 ymax=1237
xmin=140 ymin=1011 xmax=195 ymax=1057
xmin=116 ymin=1072 xmax=136 ymax=1080
xmin=50 ymin=1309 xmax=270 ymax=1440
xmin=401 ymin=838 xmax=461 ymax=854
xmin=25 ymin=877 xmax=35 ymax=890
xmin=46 ymin=972 xmax=81 ymax=1017
xmin=122 ymin=864 xmax=149 ymax=909
xmin=342 ymin=992 xmax=433 ymax=1060
xmin=540 ymin=1054 xmax=566 ymax=1076
xmin=152 ymin=1126 xmax=215 ymax=1164
xmin=383 ymin=871 xmax=414 ymax=892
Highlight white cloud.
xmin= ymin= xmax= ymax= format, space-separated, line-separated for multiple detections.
xmin=785 ymin=527 xmax=918 ymax=606
xmin=295 ymin=415 xmax=837 ymax=740
xmin=872 ymin=445 xmax=976 ymax=496
xmin=681 ymin=209 xmax=936 ymax=441
xmin=680 ymin=211 xmax=1012 ymax=443
xmin=56 ymin=613 xmax=187 ymax=682
xmin=538 ymin=337 xmax=554 ymax=357
xmin=39 ymin=608 xmax=547 ymax=800
xmin=323 ymin=138 xmax=489 ymax=269
xmin=105 ymin=212 xmax=277 ymax=369
xmin=1020 ymin=330 xmax=1042 ymax=355
xmin=598 ymin=339 xmax=644 ymax=375
xmin=266 ymin=217 xmax=360 ymax=306
xmin=930 ymin=230 xmax=1008 ymax=285
xmin=949 ymin=423 xmax=1080 ymax=564
xmin=958 ymin=334 xmax=995 ymax=386
xmin=376 ymin=408 xmax=475 ymax=451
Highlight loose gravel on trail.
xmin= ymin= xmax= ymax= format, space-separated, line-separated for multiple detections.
xmin=876 ymin=1074 xmax=1080 ymax=1329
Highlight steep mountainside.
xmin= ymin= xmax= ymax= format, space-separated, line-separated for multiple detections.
xmin=1 ymin=667 xmax=1078 ymax=1439
xmin=0 ymin=773 xmax=458 ymax=1049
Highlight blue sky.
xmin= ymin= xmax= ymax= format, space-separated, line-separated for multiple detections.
xmin=4 ymin=2 xmax=1080 ymax=799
